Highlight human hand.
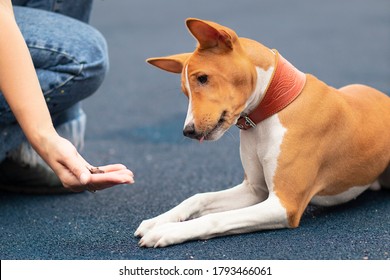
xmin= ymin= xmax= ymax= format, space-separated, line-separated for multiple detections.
xmin=36 ymin=132 xmax=134 ymax=192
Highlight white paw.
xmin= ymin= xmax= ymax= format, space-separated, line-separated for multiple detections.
xmin=134 ymin=218 xmax=157 ymax=238
xmin=138 ymin=222 xmax=188 ymax=248
xmin=134 ymin=212 xmax=185 ymax=238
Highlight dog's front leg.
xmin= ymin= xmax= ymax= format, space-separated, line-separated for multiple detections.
xmin=134 ymin=181 xmax=267 ymax=239
xmin=138 ymin=193 xmax=288 ymax=247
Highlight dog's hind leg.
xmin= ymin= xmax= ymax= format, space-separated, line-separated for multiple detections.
xmin=134 ymin=181 xmax=267 ymax=238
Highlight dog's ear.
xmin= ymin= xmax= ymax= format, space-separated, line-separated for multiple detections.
xmin=146 ymin=53 xmax=191 ymax=74
xmin=186 ymin=18 xmax=236 ymax=50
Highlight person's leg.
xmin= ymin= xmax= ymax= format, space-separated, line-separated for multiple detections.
xmin=12 ymin=0 xmax=93 ymax=23
xmin=0 ymin=3 xmax=108 ymax=192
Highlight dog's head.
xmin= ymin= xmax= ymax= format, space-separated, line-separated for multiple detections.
xmin=147 ymin=18 xmax=258 ymax=141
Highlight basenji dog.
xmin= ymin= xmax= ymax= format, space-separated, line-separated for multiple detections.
xmin=135 ymin=18 xmax=390 ymax=247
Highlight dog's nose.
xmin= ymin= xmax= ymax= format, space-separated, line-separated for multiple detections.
xmin=183 ymin=124 xmax=198 ymax=139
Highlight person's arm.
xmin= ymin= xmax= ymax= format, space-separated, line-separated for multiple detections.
xmin=0 ymin=0 xmax=134 ymax=191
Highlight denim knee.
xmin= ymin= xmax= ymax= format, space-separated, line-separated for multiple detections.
xmin=82 ymin=27 xmax=109 ymax=92
xmin=41 ymin=30 xmax=109 ymax=115
xmin=13 ymin=6 xmax=109 ymax=116
xmin=70 ymin=26 xmax=109 ymax=100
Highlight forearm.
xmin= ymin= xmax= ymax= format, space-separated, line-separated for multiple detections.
xmin=0 ymin=1 xmax=57 ymax=150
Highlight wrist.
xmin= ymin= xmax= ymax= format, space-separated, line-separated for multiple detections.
xmin=27 ymin=123 xmax=59 ymax=158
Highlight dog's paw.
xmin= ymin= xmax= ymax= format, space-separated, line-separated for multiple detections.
xmin=138 ymin=222 xmax=188 ymax=248
xmin=135 ymin=211 xmax=189 ymax=238
xmin=134 ymin=216 xmax=180 ymax=237
xmin=134 ymin=218 xmax=157 ymax=237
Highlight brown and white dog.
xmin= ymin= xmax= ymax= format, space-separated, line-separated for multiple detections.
xmin=134 ymin=18 xmax=390 ymax=247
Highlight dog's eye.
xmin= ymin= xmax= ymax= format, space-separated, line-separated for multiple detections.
xmin=197 ymin=75 xmax=208 ymax=85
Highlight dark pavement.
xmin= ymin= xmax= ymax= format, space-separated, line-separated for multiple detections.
xmin=1 ymin=0 xmax=389 ymax=260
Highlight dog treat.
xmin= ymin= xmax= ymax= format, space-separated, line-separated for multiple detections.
xmin=88 ymin=166 xmax=105 ymax=174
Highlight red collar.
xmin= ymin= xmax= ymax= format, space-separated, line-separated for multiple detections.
xmin=236 ymin=50 xmax=306 ymax=130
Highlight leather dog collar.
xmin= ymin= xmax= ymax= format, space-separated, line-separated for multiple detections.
xmin=236 ymin=50 xmax=306 ymax=130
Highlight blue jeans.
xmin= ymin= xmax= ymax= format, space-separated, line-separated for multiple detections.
xmin=0 ymin=0 xmax=108 ymax=162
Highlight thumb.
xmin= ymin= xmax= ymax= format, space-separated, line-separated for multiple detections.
xmin=65 ymin=154 xmax=91 ymax=185
xmin=79 ymin=171 xmax=91 ymax=185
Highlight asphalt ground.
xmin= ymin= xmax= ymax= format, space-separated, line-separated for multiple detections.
xmin=0 ymin=0 xmax=389 ymax=260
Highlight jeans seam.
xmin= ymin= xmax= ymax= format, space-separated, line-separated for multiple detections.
xmin=27 ymin=44 xmax=85 ymax=95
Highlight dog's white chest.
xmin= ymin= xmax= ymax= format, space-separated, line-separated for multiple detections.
xmin=240 ymin=114 xmax=287 ymax=192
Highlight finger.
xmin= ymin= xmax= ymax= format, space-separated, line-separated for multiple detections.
xmin=79 ymin=171 xmax=91 ymax=185
xmin=85 ymin=169 xmax=135 ymax=192
xmin=59 ymin=152 xmax=92 ymax=186
xmin=88 ymin=169 xmax=135 ymax=190
xmin=98 ymin=164 xmax=134 ymax=175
